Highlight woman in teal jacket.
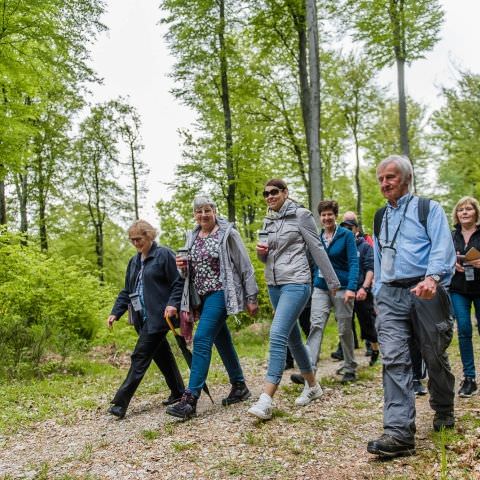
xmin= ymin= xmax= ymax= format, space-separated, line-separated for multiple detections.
xmin=297 ymin=199 xmax=359 ymax=384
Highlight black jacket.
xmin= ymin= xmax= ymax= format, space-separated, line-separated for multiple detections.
xmin=450 ymin=225 xmax=480 ymax=296
xmin=111 ymin=242 xmax=185 ymax=333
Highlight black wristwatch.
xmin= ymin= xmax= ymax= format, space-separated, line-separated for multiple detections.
xmin=360 ymin=286 xmax=371 ymax=293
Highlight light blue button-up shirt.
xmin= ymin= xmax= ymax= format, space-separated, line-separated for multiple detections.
xmin=373 ymin=193 xmax=456 ymax=296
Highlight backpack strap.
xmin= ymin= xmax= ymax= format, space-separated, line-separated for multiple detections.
xmin=373 ymin=206 xmax=387 ymax=240
xmin=417 ymin=196 xmax=431 ymax=232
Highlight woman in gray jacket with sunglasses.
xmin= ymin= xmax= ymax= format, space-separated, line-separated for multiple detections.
xmin=248 ymin=179 xmax=340 ymax=420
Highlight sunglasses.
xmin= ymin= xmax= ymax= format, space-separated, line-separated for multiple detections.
xmin=263 ymin=188 xmax=283 ymax=198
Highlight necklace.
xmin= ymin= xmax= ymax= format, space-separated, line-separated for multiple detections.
xmin=199 ymin=226 xmax=218 ymax=238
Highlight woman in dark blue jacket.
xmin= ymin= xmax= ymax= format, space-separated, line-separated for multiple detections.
xmin=106 ymin=220 xmax=185 ymax=419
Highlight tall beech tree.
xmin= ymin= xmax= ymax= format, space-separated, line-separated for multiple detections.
xmin=342 ymin=0 xmax=443 ymax=168
xmin=73 ymin=102 xmax=127 ymax=282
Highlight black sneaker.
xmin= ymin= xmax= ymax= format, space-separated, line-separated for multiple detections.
xmin=166 ymin=390 xmax=197 ymax=420
xmin=341 ymin=372 xmax=356 ymax=384
xmin=222 ymin=382 xmax=251 ymax=406
xmin=413 ymin=379 xmax=428 ymax=396
xmin=433 ymin=412 xmax=455 ymax=432
xmin=107 ymin=404 xmax=126 ymax=419
xmin=290 ymin=373 xmax=305 ymax=385
xmin=367 ymin=434 xmax=415 ymax=458
xmin=458 ymin=377 xmax=478 ymax=398
xmin=162 ymin=392 xmax=184 ymax=406
xmin=369 ymin=350 xmax=380 ymax=366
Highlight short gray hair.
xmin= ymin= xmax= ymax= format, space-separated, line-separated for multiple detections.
xmin=193 ymin=193 xmax=217 ymax=212
xmin=377 ymin=155 xmax=414 ymax=189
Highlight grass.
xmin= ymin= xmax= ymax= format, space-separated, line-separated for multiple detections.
xmin=141 ymin=429 xmax=160 ymax=441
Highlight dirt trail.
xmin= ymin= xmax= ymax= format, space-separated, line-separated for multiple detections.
xmin=0 ymin=353 xmax=477 ymax=480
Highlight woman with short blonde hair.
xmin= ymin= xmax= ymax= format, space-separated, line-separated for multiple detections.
xmin=450 ymin=196 xmax=480 ymax=398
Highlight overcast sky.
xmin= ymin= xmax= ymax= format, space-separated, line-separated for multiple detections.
xmin=89 ymin=1 xmax=480 ymax=224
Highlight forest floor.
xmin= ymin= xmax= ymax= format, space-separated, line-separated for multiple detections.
xmin=0 ymin=321 xmax=479 ymax=480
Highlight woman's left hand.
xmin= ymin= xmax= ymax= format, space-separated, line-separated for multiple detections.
xmin=164 ymin=305 xmax=178 ymax=319
xmin=246 ymin=302 xmax=259 ymax=317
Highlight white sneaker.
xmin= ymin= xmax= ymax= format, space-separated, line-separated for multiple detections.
xmin=247 ymin=393 xmax=273 ymax=420
xmin=295 ymin=383 xmax=323 ymax=406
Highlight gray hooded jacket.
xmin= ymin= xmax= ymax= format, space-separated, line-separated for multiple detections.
xmin=180 ymin=217 xmax=258 ymax=315
xmin=259 ymin=199 xmax=340 ymax=289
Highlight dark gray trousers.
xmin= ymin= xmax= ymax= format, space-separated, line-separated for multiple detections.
xmin=376 ymin=284 xmax=455 ymax=442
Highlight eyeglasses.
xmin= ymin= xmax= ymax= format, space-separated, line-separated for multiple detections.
xmin=263 ymin=188 xmax=283 ymax=198
xmin=129 ymin=236 xmax=144 ymax=243
xmin=195 ymin=208 xmax=214 ymax=215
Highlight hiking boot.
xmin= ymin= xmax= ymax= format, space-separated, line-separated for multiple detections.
xmin=290 ymin=373 xmax=305 ymax=385
xmin=222 ymin=381 xmax=251 ymax=406
xmin=336 ymin=366 xmax=346 ymax=376
xmin=367 ymin=434 xmax=415 ymax=458
xmin=161 ymin=392 xmax=184 ymax=406
xmin=330 ymin=348 xmax=343 ymax=361
xmin=107 ymin=404 xmax=126 ymax=419
xmin=369 ymin=350 xmax=380 ymax=366
xmin=341 ymin=372 xmax=356 ymax=384
xmin=166 ymin=389 xmax=197 ymax=420
xmin=458 ymin=377 xmax=478 ymax=398
xmin=247 ymin=393 xmax=273 ymax=420
xmin=413 ymin=379 xmax=428 ymax=396
xmin=433 ymin=412 xmax=455 ymax=432
xmin=295 ymin=383 xmax=323 ymax=406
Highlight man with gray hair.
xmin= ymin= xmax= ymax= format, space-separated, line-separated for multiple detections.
xmin=367 ymin=155 xmax=456 ymax=458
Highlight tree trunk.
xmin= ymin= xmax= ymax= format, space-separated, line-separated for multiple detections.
xmin=0 ymin=174 xmax=6 ymax=226
xmin=14 ymin=172 xmax=29 ymax=238
xmin=289 ymin=2 xmax=311 ymax=201
xmin=129 ymin=141 xmax=139 ymax=220
xmin=38 ymin=189 xmax=48 ymax=252
xmin=306 ymin=0 xmax=322 ymax=223
xmin=95 ymin=221 xmax=104 ymax=283
xmin=218 ymin=0 xmax=235 ymax=223
xmin=352 ymin=128 xmax=362 ymax=229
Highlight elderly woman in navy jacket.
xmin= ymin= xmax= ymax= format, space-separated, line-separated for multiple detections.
xmin=106 ymin=220 xmax=185 ymax=419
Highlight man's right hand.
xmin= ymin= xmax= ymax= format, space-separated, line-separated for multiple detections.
xmin=107 ymin=315 xmax=117 ymax=329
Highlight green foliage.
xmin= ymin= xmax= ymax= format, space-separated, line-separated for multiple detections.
xmin=0 ymin=232 xmax=113 ymax=377
xmin=433 ymin=70 xmax=480 ymax=211
xmin=340 ymin=0 xmax=444 ymax=68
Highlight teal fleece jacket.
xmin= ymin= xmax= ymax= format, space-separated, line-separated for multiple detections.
xmin=313 ymin=225 xmax=359 ymax=291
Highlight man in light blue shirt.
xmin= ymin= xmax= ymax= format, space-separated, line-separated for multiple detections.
xmin=367 ymin=155 xmax=456 ymax=459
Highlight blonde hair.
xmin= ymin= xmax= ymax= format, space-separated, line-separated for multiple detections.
xmin=128 ymin=219 xmax=158 ymax=241
xmin=452 ymin=196 xmax=480 ymax=226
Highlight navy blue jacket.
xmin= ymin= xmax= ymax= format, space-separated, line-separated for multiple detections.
xmin=111 ymin=242 xmax=184 ymax=333
xmin=356 ymin=236 xmax=374 ymax=287
xmin=313 ymin=226 xmax=359 ymax=291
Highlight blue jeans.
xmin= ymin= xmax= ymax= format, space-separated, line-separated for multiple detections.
xmin=450 ymin=292 xmax=480 ymax=378
xmin=188 ymin=290 xmax=244 ymax=397
xmin=266 ymin=283 xmax=312 ymax=384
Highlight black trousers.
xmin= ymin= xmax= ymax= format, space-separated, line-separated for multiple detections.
xmin=354 ymin=292 xmax=378 ymax=343
xmin=112 ymin=327 xmax=185 ymax=408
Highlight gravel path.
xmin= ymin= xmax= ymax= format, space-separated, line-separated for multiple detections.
xmin=0 ymin=350 xmax=477 ymax=479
